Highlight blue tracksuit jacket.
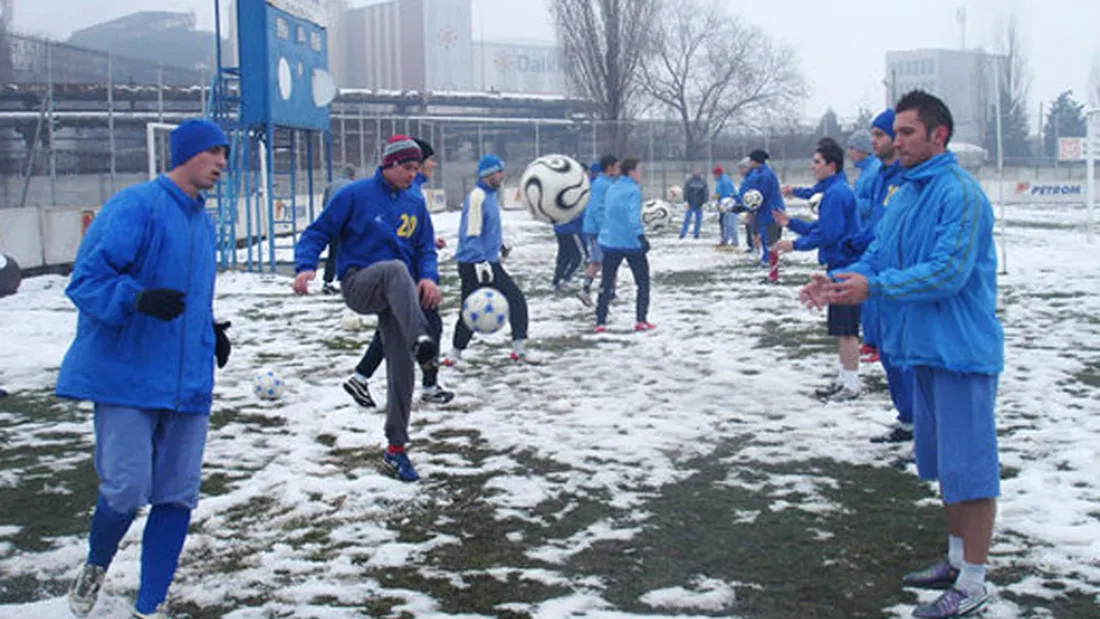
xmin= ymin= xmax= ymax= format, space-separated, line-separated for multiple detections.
xmin=787 ymin=172 xmax=861 ymax=269
xmin=295 ymin=168 xmax=439 ymax=282
xmin=56 ymin=175 xmax=218 ymax=414
xmin=599 ymin=176 xmax=645 ymax=251
xmin=842 ymin=152 xmax=1004 ymax=374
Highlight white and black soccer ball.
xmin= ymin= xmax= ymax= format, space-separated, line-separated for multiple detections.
xmin=666 ymin=185 xmax=683 ymax=202
xmin=340 ymin=310 xmax=364 ymax=332
xmin=519 ymin=155 xmax=591 ymax=224
xmin=254 ymin=369 xmax=285 ymax=401
xmin=742 ymin=189 xmax=764 ymax=211
xmin=461 ymin=287 xmax=510 ymax=335
xmin=808 ymin=192 xmax=824 ymax=214
xmin=642 ymin=199 xmax=673 ymax=232
xmin=718 ymin=197 xmax=736 ymax=214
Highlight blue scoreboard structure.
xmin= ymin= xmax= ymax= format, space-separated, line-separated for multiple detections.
xmin=236 ymin=0 xmax=333 ymax=131
xmin=208 ymin=0 xmax=337 ymax=272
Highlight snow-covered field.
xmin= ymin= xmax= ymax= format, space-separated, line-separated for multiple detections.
xmin=1 ymin=204 xmax=1098 ymax=618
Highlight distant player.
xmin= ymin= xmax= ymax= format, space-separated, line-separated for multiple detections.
xmin=806 ymin=91 xmax=1003 ymax=618
xmin=774 ymin=138 xmax=863 ymax=400
xmin=294 ymin=135 xmax=441 ymax=483
xmin=594 ymin=157 xmax=653 ymax=333
xmin=445 ymin=155 xmax=531 ymax=364
xmin=846 ymin=128 xmax=882 ymax=231
xmin=580 ymin=155 xmax=619 ymax=304
xmin=713 ymin=165 xmax=738 ymax=247
xmin=680 ymin=168 xmax=708 ymax=239
xmin=740 ymin=149 xmax=785 ymax=280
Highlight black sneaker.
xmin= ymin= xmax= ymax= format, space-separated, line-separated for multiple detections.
xmin=322 ymin=282 xmax=339 ymax=295
xmin=871 ymin=424 xmax=914 ymax=443
xmin=420 ymin=385 xmax=455 ymax=404
xmin=342 ymin=376 xmax=376 ymax=408
xmin=414 ymin=335 xmax=438 ymax=369
xmin=814 ymin=381 xmax=844 ymax=398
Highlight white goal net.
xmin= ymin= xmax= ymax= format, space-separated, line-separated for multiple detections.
xmin=146 ymin=122 xmax=178 ymax=180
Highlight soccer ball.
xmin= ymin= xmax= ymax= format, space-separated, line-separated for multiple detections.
xmin=254 ymin=369 xmax=285 ymax=400
xmin=808 ymin=192 xmax=824 ymax=214
xmin=666 ymin=185 xmax=683 ymax=202
xmin=519 ymin=154 xmax=591 ymax=224
xmin=742 ymin=189 xmax=763 ymax=210
xmin=718 ymin=197 xmax=736 ymax=214
xmin=642 ymin=199 xmax=673 ymax=232
xmin=340 ymin=310 xmax=364 ymax=332
xmin=461 ymin=287 xmax=509 ymax=335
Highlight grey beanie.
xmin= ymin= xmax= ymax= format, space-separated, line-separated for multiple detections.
xmin=847 ymin=129 xmax=873 ymax=155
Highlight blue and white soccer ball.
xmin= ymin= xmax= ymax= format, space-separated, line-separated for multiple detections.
xmin=461 ymin=287 xmax=510 ymax=335
xmin=254 ymin=369 xmax=285 ymax=401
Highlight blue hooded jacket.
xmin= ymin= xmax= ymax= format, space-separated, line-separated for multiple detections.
xmin=56 ymin=175 xmax=218 ymax=414
xmin=852 ymin=155 xmax=882 ymax=226
xmin=740 ymin=163 xmax=785 ymax=228
xmin=714 ymin=174 xmax=736 ymax=200
xmin=598 ymin=176 xmax=644 ymax=251
xmin=455 ymin=179 xmax=504 ymax=263
xmin=842 ymin=152 xmax=1004 ymax=374
xmin=787 ymin=172 xmax=861 ymax=269
xmin=295 ymin=168 xmax=439 ymax=283
xmin=582 ymin=174 xmax=615 ymax=236
xmin=843 ymin=158 xmax=905 ymax=256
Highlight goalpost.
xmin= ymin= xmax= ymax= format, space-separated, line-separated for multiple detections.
xmin=146 ymin=122 xmax=178 ymax=180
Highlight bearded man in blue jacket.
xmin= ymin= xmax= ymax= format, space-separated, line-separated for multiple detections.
xmin=805 ymin=91 xmax=1004 ymax=619
xmin=57 ymin=119 xmax=232 ymax=619
xmin=294 ymin=135 xmax=440 ymax=483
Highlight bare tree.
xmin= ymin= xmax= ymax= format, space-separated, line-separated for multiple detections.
xmin=637 ymin=0 xmax=804 ymax=159
xmin=551 ymin=0 xmax=660 ymax=153
xmin=980 ymin=16 xmax=1031 ymax=158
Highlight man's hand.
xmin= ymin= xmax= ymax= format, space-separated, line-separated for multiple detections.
xmin=293 ymin=271 xmax=316 ymax=295
xmin=773 ymin=210 xmax=790 ymax=227
xmin=435 ymin=237 xmax=446 ymax=249
xmin=826 ymin=272 xmax=870 ymax=305
xmin=781 ymin=185 xmax=794 ymax=197
xmin=418 ymin=279 xmax=441 ymax=309
xmin=771 ymin=239 xmax=794 ymax=254
xmin=799 ymin=273 xmax=832 ymax=310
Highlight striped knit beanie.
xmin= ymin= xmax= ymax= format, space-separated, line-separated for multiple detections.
xmin=382 ymin=135 xmax=423 ymax=168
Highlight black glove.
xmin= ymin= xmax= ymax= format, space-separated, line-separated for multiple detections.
xmin=134 ymin=288 xmax=185 ymax=321
xmin=500 ymin=243 xmax=512 ymax=260
xmin=638 ymin=235 xmax=650 ymax=253
xmin=214 ymin=321 xmax=231 ymax=368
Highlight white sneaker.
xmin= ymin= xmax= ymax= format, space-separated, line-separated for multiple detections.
xmin=67 ymin=564 xmax=106 ymax=617
xmin=131 ymin=605 xmax=174 ymax=618
xmin=827 ymin=386 xmax=861 ymax=402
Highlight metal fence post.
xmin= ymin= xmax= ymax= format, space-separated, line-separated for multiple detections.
xmin=107 ymin=51 xmax=116 ymax=195
xmin=47 ymin=39 xmax=57 ymax=206
xmin=157 ymin=64 xmax=164 ymax=122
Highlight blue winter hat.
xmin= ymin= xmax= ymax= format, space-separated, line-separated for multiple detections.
xmin=477 ymin=154 xmax=504 ymax=177
xmin=589 ymin=161 xmax=601 ymax=175
xmin=872 ymin=109 xmax=896 ymax=140
xmin=170 ymin=119 xmax=229 ymax=168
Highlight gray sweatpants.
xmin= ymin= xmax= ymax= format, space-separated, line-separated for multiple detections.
xmin=342 ymin=260 xmax=429 ymax=447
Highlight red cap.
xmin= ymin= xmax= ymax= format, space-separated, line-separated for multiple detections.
xmin=712 ymin=165 xmax=723 ymax=175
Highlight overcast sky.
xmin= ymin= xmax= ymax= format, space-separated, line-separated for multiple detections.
xmin=12 ymin=0 xmax=1096 ymax=125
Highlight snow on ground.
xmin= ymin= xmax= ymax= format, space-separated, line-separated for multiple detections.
xmin=0 ymin=203 xmax=1098 ymax=618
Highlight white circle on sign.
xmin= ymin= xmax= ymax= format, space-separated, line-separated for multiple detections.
xmin=277 ymin=57 xmax=292 ymax=100
xmin=312 ymin=68 xmax=336 ymax=107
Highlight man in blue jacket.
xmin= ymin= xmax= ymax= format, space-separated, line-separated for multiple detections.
xmin=551 ymin=197 xmax=587 ymax=295
xmin=847 ymin=129 xmax=881 ymax=229
xmin=807 ymin=91 xmax=1003 ymax=619
xmin=595 ymin=157 xmax=653 ymax=333
xmin=713 ymin=165 xmax=738 ymax=247
xmin=581 ymin=154 xmax=619 ymax=302
xmin=294 ymin=135 xmax=440 ymax=483
xmin=445 ymin=155 xmax=531 ymax=363
xmin=774 ymin=138 xmax=862 ymax=400
xmin=57 ymin=119 xmax=232 ymax=619
xmin=342 ymin=138 xmax=456 ymax=410
xmin=847 ymin=109 xmax=913 ymax=443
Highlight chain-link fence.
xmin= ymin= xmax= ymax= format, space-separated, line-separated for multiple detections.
xmin=1 ymin=31 xmax=1093 ymax=209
